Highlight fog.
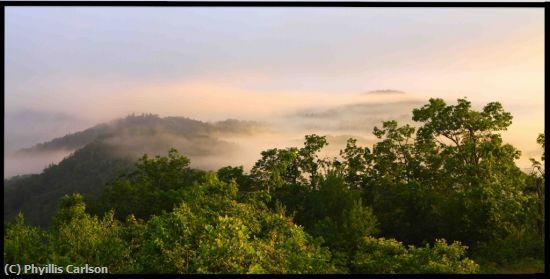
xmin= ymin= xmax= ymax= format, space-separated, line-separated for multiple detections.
xmin=4 ymin=7 xmax=544 ymax=178
xmin=4 ymin=109 xmax=93 ymax=155
xmin=5 ymin=91 xmax=542 ymax=178
xmin=3 ymin=93 xmax=419 ymax=177
xmin=4 ymin=150 xmax=75 ymax=179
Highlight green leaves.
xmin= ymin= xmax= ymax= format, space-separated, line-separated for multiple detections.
xmin=352 ymin=237 xmax=479 ymax=274
xmin=193 ymin=216 xmax=254 ymax=273
xmin=4 ymin=213 xmax=48 ymax=265
xmin=4 ymin=99 xmax=542 ymax=273
xmin=339 ymin=138 xmax=370 ymax=189
xmin=93 ymin=149 xmax=205 ymax=220
xmin=135 ymin=148 xmax=191 ymax=191
xmin=413 ymin=98 xmax=512 ymax=151
xmin=251 ymin=134 xmax=329 ymax=193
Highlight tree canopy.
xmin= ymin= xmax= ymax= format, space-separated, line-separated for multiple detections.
xmin=4 ymin=98 xmax=544 ymax=274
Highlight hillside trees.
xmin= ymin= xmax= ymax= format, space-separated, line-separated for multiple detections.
xmin=4 ymin=98 xmax=543 ymax=273
xmin=4 ymin=141 xmax=135 ymax=227
xmin=89 ymin=148 xmax=207 ymax=220
xmin=5 ymin=156 xmax=338 ymax=274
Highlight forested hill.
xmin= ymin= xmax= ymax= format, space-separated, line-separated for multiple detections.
xmin=15 ymin=113 xmax=263 ymax=155
xmin=4 ymin=114 xmax=264 ymax=227
xmin=4 ymin=140 xmax=135 ymax=227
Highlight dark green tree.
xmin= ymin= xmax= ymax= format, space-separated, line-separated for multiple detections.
xmin=412 ymin=98 xmax=528 ymax=246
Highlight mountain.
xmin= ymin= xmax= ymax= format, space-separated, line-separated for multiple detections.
xmin=4 ymin=113 xmax=265 ymax=227
xmin=16 ymin=113 xmax=263 ymax=156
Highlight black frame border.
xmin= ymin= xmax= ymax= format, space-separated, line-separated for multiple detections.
xmin=1 ymin=1 xmax=548 ymax=8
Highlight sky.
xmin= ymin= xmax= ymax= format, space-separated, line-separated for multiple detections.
xmin=4 ymin=7 xmax=545 ymax=175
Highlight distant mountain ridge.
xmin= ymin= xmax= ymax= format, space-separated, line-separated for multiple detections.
xmin=4 ymin=113 xmax=265 ymax=227
xmin=16 ymin=113 xmax=264 ymax=155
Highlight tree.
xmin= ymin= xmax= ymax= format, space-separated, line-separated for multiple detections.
xmin=529 ymin=133 xmax=545 ymax=237
xmin=360 ymin=120 xmax=438 ymax=244
xmin=92 ymin=149 xmax=206 ymax=220
xmin=410 ymin=98 xmax=528 ymax=246
xmin=249 ymin=135 xmax=330 ymax=221
xmin=217 ymin=165 xmax=253 ymax=192
xmin=339 ymin=138 xmax=370 ymax=189
xmin=4 ymin=213 xmax=48 ymax=265
xmin=133 ymin=170 xmax=337 ymax=273
xmin=298 ymin=134 xmax=329 ymax=190
xmin=250 ymin=148 xmax=300 ymax=193
xmin=48 ymin=194 xmax=131 ymax=272
xmin=349 ymin=98 xmax=531 ymax=248
xmin=250 ymin=134 xmax=329 ymax=193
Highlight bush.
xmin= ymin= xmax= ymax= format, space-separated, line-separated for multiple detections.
xmin=351 ymin=237 xmax=479 ymax=274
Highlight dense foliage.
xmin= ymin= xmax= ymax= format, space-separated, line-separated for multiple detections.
xmin=4 ymin=114 xmax=262 ymax=227
xmin=4 ymin=99 xmax=544 ymax=273
xmin=4 ymin=141 xmax=135 ymax=227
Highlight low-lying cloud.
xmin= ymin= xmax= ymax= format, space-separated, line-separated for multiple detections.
xmin=365 ymin=89 xmax=406 ymax=95
xmin=3 ymin=93 xmax=543 ymax=179
xmin=283 ymin=100 xmax=424 ymax=134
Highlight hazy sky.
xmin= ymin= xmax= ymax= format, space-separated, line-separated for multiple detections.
xmin=5 ymin=7 xmax=544 ymax=171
